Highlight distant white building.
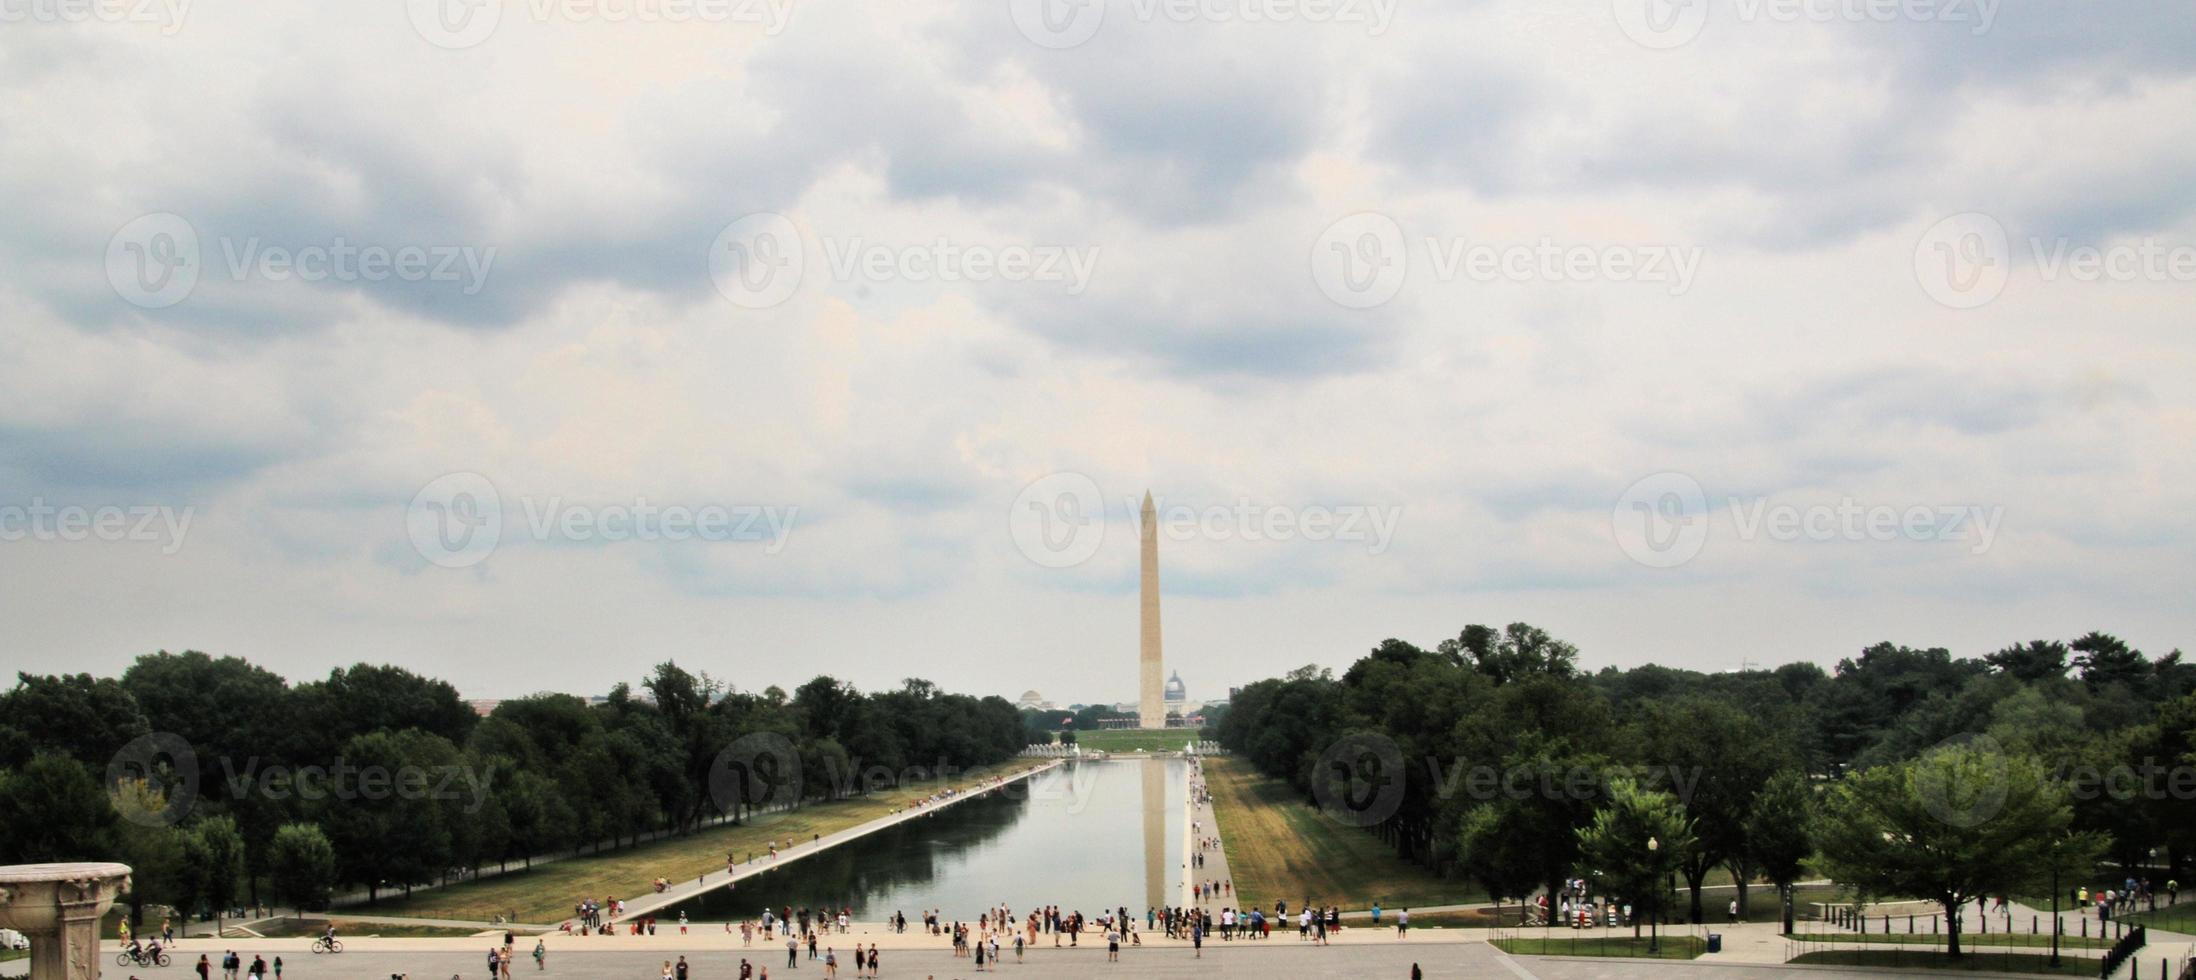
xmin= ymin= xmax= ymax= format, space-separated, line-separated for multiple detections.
xmin=1016 ymin=689 xmax=1054 ymax=711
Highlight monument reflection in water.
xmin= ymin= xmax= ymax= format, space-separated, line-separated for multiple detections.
xmin=664 ymin=758 xmax=1183 ymax=921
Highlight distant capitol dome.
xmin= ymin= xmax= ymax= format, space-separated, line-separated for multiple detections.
xmin=1164 ymin=671 xmax=1186 ymax=703
xmin=1019 ymin=689 xmax=1043 ymax=702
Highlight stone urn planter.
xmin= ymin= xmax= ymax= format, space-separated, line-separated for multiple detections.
xmin=0 ymin=864 xmax=133 ymax=980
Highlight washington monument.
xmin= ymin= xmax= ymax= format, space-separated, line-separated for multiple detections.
xmin=1139 ymin=490 xmax=1165 ymax=729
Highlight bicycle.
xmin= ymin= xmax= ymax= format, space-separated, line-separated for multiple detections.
xmin=116 ymin=948 xmax=172 ymax=967
xmin=311 ymin=938 xmax=343 ymax=955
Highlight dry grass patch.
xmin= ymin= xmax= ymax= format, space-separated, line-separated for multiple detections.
xmin=1204 ymin=757 xmax=1478 ymax=912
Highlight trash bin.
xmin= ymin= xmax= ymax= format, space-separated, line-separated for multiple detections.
xmin=1707 ymin=933 xmax=1722 ymax=953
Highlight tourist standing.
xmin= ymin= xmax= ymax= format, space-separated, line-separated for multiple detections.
xmin=1396 ymin=907 xmax=1409 ymax=938
xmin=532 ymin=940 xmax=545 ymax=971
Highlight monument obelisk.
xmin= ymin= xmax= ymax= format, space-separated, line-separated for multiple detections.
xmin=1139 ymin=490 xmax=1165 ymax=729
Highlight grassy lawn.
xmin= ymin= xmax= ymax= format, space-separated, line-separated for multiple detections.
xmin=1789 ymin=931 xmax=2110 ymax=950
xmin=1 ymin=948 xmax=26 ymax=964
xmin=247 ymin=917 xmax=486 ymax=939
xmin=1789 ymin=949 xmax=2101 ymax=974
xmin=2124 ymin=900 xmax=2196 ymax=934
xmin=357 ymin=760 xmax=1047 ymax=924
xmin=1064 ymin=729 xmax=1205 ymax=753
xmin=1495 ymin=935 xmax=1705 ymax=959
xmin=1205 ymin=757 xmax=1479 ymax=912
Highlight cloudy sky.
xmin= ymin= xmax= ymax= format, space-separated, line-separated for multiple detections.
xmin=3 ymin=0 xmax=2192 ymax=703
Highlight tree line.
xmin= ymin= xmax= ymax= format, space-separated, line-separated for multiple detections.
xmin=1217 ymin=624 xmax=2196 ymax=956
xmin=0 ymin=652 xmax=1030 ymax=926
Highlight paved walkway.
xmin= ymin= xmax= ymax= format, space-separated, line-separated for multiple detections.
xmin=1182 ymin=756 xmax=1234 ymax=914
xmin=613 ymin=760 xmax=1064 ymax=925
xmin=36 ymin=937 xmax=2116 ymax=980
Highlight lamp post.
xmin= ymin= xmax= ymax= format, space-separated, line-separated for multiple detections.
xmin=1648 ymin=836 xmax=1661 ymax=954
xmin=2049 ymin=837 xmax=2061 ymax=969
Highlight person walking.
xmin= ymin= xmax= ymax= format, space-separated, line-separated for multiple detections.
xmin=675 ymin=956 xmax=689 ymax=980
xmin=786 ymin=936 xmax=797 ymax=970
xmin=532 ymin=940 xmax=545 ymax=971
xmin=195 ymin=954 xmax=210 ymax=980
xmin=271 ymin=957 xmax=281 ymax=980
xmin=1410 ymin=964 xmax=1422 ymax=980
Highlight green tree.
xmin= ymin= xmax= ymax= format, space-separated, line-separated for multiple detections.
xmin=1629 ymin=695 xmax=1786 ymax=922
xmin=1984 ymin=641 xmax=2069 ymax=683
xmin=181 ymin=815 xmax=247 ymax=932
xmin=1576 ymin=777 xmax=1693 ymax=937
xmin=106 ymin=780 xmax=186 ymax=928
xmin=1744 ymin=771 xmax=1815 ymax=934
xmin=1814 ymin=743 xmax=2103 ymax=957
xmin=266 ymin=823 xmax=337 ymax=915
xmin=0 ymin=672 xmax=151 ymax=768
xmin=0 ymin=752 xmax=113 ymax=862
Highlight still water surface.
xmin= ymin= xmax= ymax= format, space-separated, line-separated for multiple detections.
xmin=662 ymin=758 xmax=1182 ymax=920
